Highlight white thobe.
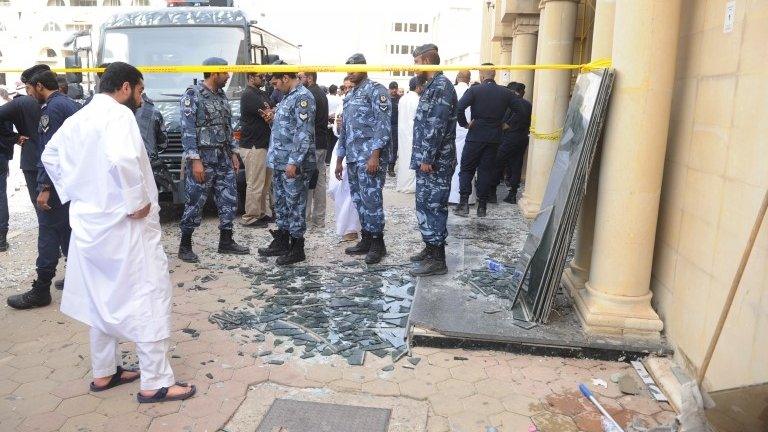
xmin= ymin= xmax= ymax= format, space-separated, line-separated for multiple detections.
xmin=396 ymin=91 xmax=418 ymax=194
xmin=41 ymin=94 xmax=172 ymax=344
xmin=328 ymin=102 xmax=361 ymax=237
xmin=450 ymin=82 xmax=477 ymax=204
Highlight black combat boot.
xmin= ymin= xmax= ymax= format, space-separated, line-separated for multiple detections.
xmin=503 ymin=188 xmax=517 ymax=204
xmin=344 ymin=230 xmax=371 ymax=255
xmin=454 ymin=195 xmax=469 ymax=217
xmin=258 ymin=229 xmax=290 ymax=257
xmin=365 ymin=233 xmax=387 ymax=264
xmin=7 ymin=270 xmax=53 ymax=310
xmin=477 ymin=200 xmax=487 ymax=218
xmin=409 ymin=243 xmax=431 ymax=262
xmin=488 ymin=186 xmax=498 ymax=204
xmin=387 ymin=163 xmax=396 ymax=177
xmin=276 ymin=237 xmax=306 ymax=266
xmin=409 ymin=244 xmax=448 ymax=277
xmin=218 ymin=229 xmax=249 ymax=255
xmin=178 ymin=229 xmax=199 ymax=263
xmin=0 ymin=229 xmax=7 ymax=252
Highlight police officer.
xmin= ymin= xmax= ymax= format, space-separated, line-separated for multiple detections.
xmin=7 ymin=69 xmax=79 ymax=309
xmin=494 ymin=82 xmax=532 ymax=204
xmin=135 ymin=92 xmax=173 ymax=192
xmin=455 ymin=63 xmax=522 ymax=217
xmin=178 ymin=57 xmax=249 ymax=263
xmin=334 ymin=53 xmax=391 ymax=264
xmin=257 ymin=61 xmax=316 ymax=265
xmin=408 ymin=44 xmax=457 ymax=277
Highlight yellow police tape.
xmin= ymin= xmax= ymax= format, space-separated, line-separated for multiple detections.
xmin=530 ymin=115 xmax=563 ymax=141
xmin=0 ymin=58 xmax=611 ymax=74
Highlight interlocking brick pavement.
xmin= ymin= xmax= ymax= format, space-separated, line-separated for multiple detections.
xmin=0 ymin=191 xmax=675 ymax=431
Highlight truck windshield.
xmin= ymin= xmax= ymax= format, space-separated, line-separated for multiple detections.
xmin=101 ymin=26 xmax=248 ymax=100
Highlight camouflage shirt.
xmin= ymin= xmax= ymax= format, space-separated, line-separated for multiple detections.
xmin=410 ymin=72 xmax=457 ymax=169
xmin=336 ymin=78 xmax=391 ymax=163
xmin=180 ymin=83 xmax=234 ymax=160
xmin=267 ymin=83 xmax=316 ymax=172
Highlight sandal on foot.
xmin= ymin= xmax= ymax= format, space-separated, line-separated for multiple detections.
xmin=90 ymin=366 xmax=140 ymax=392
xmin=137 ymin=382 xmax=196 ymax=404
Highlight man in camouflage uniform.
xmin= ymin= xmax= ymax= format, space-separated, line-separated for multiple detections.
xmin=409 ymin=44 xmax=458 ymax=276
xmin=334 ymin=53 xmax=391 ymax=265
xmin=257 ymin=61 xmax=316 ymax=266
xmin=178 ymin=57 xmax=249 ymax=263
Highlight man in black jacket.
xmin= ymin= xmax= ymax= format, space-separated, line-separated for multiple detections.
xmin=238 ymin=72 xmax=274 ymax=228
xmin=495 ymin=82 xmax=532 ymax=204
xmin=299 ymin=71 xmax=329 ymax=228
xmin=455 ymin=63 xmax=522 ymax=217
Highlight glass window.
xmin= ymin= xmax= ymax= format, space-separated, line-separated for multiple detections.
xmin=71 ymin=0 xmax=98 ymax=6
xmin=48 ymin=0 xmax=66 ymax=5
xmin=43 ymin=22 xmax=61 ymax=32
xmin=104 ymin=0 xmax=121 ymax=5
xmin=132 ymin=0 xmax=149 ymax=4
xmin=42 ymin=48 xmax=57 ymax=58
xmin=423 ymin=24 xmax=429 ymax=33
xmin=66 ymin=23 xmax=92 ymax=32
xmin=390 ymin=45 xmax=394 ymax=54
xmin=394 ymin=23 xmax=402 ymax=32
xmin=409 ymin=23 xmax=417 ymax=32
xmin=400 ymin=44 xmax=407 ymax=54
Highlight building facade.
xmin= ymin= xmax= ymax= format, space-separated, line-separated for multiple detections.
xmin=482 ymin=0 xmax=767 ymax=393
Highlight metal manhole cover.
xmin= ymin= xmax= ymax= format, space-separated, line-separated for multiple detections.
xmin=255 ymin=399 xmax=391 ymax=432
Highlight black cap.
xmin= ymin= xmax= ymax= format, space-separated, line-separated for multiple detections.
xmin=21 ymin=64 xmax=51 ymax=84
xmin=412 ymin=44 xmax=438 ymax=58
xmin=408 ymin=76 xmax=423 ymax=91
xmin=266 ymin=59 xmax=291 ymax=80
xmin=202 ymin=57 xmax=228 ymax=66
xmin=345 ymin=53 xmax=367 ymax=65
xmin=388 ymin=81 xmax=398 ymax=89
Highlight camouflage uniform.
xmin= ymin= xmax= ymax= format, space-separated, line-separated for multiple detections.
xmin=411 ymin=72 xmax=458 ymax=246
xmin=179 ymin=83 xmax=238 ymax=231
xmin=336 ymin=78 xmax=391 ymax=234
xmin=267 ymin=83 xmax=316 ymax=238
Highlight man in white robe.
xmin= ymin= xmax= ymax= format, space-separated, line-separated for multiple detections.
xmin=449 ymin=70 xmax=476 ymax=205
xmin=395 ymin=77 xmax=423 ymax=194
xmin=41 ymin=63 xmax=195 ymax=403
xmin=328 ymin=79 xmax=361 ymax=241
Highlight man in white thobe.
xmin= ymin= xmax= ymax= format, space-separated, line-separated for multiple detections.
xmin=395 ymin=76 xmax=423 ymax=194
xmin=41 ymin=63 xmax=195 ymax=403
xmin=449 ymin=70 xmax=476 ymax=205
xmin=328 ymin=79 xmax=361 ymax=241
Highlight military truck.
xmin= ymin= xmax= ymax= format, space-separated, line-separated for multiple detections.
xmin=65 ymin=7 xmax=299 ymax=206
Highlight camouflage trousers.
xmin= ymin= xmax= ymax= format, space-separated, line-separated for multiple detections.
xmin=180 ymin=148 xmax=237 ymax=231
xmin=347 ymin=161 xmax=386 ymax=234
xmin=415 ymin=163 xmax=452 ymax=246
xmin=273 ymin=169 xmax=310 ymax=238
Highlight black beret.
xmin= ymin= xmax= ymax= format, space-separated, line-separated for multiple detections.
xmin=412 ymin=44 xmax=438 ymax=58
xmin=345 ymin=53 xmax=367 ymax=65
xmin=21 ymin=64 xmax=51 ymax=84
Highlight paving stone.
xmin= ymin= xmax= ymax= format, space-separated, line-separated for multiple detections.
xmin=461 ymin=393 xmax=505 ymax=416
xmin=231 ymin=364 xmax=270 ymax=385
xmin=545 ymin=391 xmax=593 ymax=417
xmin=450 ymin=363 xmax=488 ymax=383
xmin=59 ymin=412 xmax=108 ymax=432
xmin=437 ymin=378 xmax=477 ymax=399
xmin=415 ymin=364 xmax=452 ymax=385
xmin=13 ymin=379 xmax=59 ymax=398
xmin=449 ymin=410 xmax=492 ymax=432
xmin=137 ymin=399 xmax=182 ymax=418
xmin=147 ymin=412 xmax=196 ymax=432
xmin=305 ymin=364 xmax=343 ymax=383
xmin=103 ymin=412 xmax=151 ymax=431
xmin=55 ymin=394 xmax=101 ymax=417
xmin=574 ymin=410 xmax=604 ymax=432
xmin=520 ymin=365 xmax=560 ymax=383
xmin=361 ymin=379 xmax=401 ymax=397
xmin=501 ymin=393 xmax=547 ymax=416
xmin=428 ymin=393 xmax=466 ymax=417
xmin=618 ymin=395 xmax=663 ymax=416
xmin=426 ymin=415 xmax=451 ymax=432
xmin=6 ymin=393 xmax=62 ymax=417
xmin=17 ymin=411 xmax=68 ymax=432
xmin=531 ymin=410 xmax=579 ymax=432
xmin=488 ymin=411 xmax=534 ymax=430
xmin=475 ymin=378 xmax=520 ymax=399
xmin=0 ymin=379 xmax=20 ymax=395
xmin=399 ymin=379 xmax=438 ymax=400
xmin=10 ymin=365 xmax=53 ymax=384
xmin=179 ymin=394 xmax=222 ymax=419
xmin=654 ymin=409 xmax=678 ymax=426
xmin=95 ymin=392 xmax=139 ymax=416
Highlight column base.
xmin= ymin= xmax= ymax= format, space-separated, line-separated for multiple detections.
xmin=562 ymin=266 xmax=587 ymax=297
xmin=518 ymin=194 xmax=541 ymax=219
xmin=573 ymin=281 xmax=663 ymax=338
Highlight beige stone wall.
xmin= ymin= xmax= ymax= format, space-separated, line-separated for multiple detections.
xmin=651 ymin=0 xmax=768 ymax=391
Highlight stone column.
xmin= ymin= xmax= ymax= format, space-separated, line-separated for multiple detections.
xmin=563 ymin=0 xmax=615 ymax=296
xmin=509 ymin=16 xmax=539 ymax=102
xmin=518 ymin=0 xmax=578 ymax=219
xmin=574 ymin=0 xmax=682 ymax=336
xmin=499 ymin=38 xmax=514 ymax=85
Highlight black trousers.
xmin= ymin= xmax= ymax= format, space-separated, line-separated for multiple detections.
xmin=24 ymin=169 xmax=70 ymax=279
xmin=389 ymin=126 xmax=398 ymax=165
xmin=326 ymin=129 xmax=336 ymax=165
xmin=459 ymin=140 xmax=499 ymax=201
xmin=493 ymin=133 xmax=528 ymax=193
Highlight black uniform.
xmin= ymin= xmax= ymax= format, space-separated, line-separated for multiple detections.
xmin=388 ymin=93 xmax=400 ymax=167
xmin=0 ymin=95 xmax=42 ymax=204
xmin=239 ymin=85 xmax=273 ymax=150
xmin=456 ymin=79 xmax=521 ymax=201
xmin=494 ymin=96 xmax=532 ymax=196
